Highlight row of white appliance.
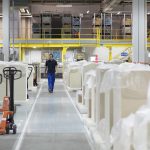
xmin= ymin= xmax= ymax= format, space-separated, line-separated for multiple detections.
xmin=64 ymin=60 xmax=150 ymax=150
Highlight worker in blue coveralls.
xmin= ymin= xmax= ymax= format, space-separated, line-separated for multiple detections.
xmin=45 ymin=53 xmax=58 ymax=93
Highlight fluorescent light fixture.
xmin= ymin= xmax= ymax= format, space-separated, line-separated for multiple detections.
xmin=20 ymin=8 xmax=25 ymax=13
xmin=148 ymin=12 xmax=150 ymax=15
xmin=87 ymin=10 xmax=90 ymax=14
xmin=56 ymin=4 xmax=72 ymax=8
xmin=117 ymin=11 xmax=121 ymax=15
xmin=26 ymin=9 xmax=30 ymax=14
xmin=33 ymin=46 xmax=36 ymax=49
xmin=21 ymin=15 xmax=32 ymax=18
xmin=80 ymin=13 xmax=83 ymax=17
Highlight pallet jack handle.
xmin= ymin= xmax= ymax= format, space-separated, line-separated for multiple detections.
xmin=27 ymin=66 xmax=33 ymax=80
xmin=27 ymin=65 xmax=33 ymax=99
xmin=3 ymin=67 xmax=22 ymax=112
xmin=0 ymin=74 xmax=2 ymax=84
xmin=3 ymin=67 xmax=22 ymax=80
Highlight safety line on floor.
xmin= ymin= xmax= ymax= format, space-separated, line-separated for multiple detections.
xmin=13 ymin=81 xmax=44 ymax=150
xmin=64 ymin=84 xmax=95 ymax=150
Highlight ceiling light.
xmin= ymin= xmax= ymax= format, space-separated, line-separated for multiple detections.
xmin=56 ymin=4 xmax=72 ymax=8
xmin=80 ymin=13 xmax=83 ymax=18
xmin=20 ymin=8 xmax=25 ymax=13
xmin=87 ymin=10 xmax=90 ymax=14
xmin=33 ymin=46 xmax=36 ymax=49
xmin=26 ymin=9 xmax=30 ymax=14
xmin=117 ymin=12 xmax=120 ymax=15
xmin=147 ymin=12 xmax=150 ymax=15
xmin=21 ymin=15 xmax=32 ymax=18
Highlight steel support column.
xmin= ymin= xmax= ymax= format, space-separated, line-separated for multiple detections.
xmin=132 ymin=0 xmax=149 ymax=63
xmin=2 ymin=0 xmax=10 ymax=61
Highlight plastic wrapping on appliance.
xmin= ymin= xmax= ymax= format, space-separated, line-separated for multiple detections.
xmin=110 ymin=79 xmax=150 ymax=150
xmin=97 ymin=63 xmax=118 ymax=70
xmin=110 ymin=59 xmax=123 ymax=64
xmin=84 ymin=77 xmax=93 ymax=102
xmin=133 ymin=105 xmax=150 ymax=150
xmin=84 ymin=70 xmax=96 ymax=102
xmin=68 ymin=60 xmax=87 ymax=68
xmin=84 ymin=86 xmax=90 ymax=104
xmin=100 ymin=63 xmax=150 ymax=94
xmin=147 ymin=82 xmax=150 ymax=106
xmin=111 ymin=114 xmax=135 ymax=150
xmin=68 ymin=66 xmax=81 ymax=73
xmin=83 ymin=70 xmax=96 ymax=86
xmin=98 ymin=118 xmax=109 ymax=141
xmin=111 ymin=105 xmax=150 ymax=150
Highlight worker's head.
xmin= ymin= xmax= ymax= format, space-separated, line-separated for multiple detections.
xmin=49 ymin=53 xmax=53 ymax=60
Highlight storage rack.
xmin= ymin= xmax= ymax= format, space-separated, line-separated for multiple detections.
xmin=51 ymin=14 xmax=62 ymax=38
xmin=121 ymin=14 xmax=132 ymax=39
xmin=72 ymin=16 xmax=80 ymax=38
xmin=102 ymin=13 xmax=112 ymax=39
xmin=92 ymin=13 xmax=101 ymax=38
xmin=62 ymin=14 xmax=72 ymax=38
xmin=32 ymin=14 xmax=41 ymax=38
xmin=32 ymin=13 xmax=82 ymax=39
xmin=41 ymin=13 xmax=52 ymax=38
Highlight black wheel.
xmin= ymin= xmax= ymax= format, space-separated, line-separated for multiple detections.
xmin=13 ymin=128 xmax=16 ymax=134
xmin=12 ymin=125 xmax=17 ymax=134
xmin=6 ymin=127 xmax=9 ymax=134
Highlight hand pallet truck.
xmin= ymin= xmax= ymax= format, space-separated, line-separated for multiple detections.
xmin=0 ymin=67 xmax=22 ymax=135
xmin=0 ymin=73 xmax=12 ymax=134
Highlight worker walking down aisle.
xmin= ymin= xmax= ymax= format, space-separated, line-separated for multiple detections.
xmin=45 ymin=54 xmax=58 ymax=93
xmin=13 ymin=80 xmax=92 ymax=150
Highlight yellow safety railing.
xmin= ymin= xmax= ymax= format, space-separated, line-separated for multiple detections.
xmin=2 ymin=27 xmax=150 ymax=41
xmin=100 ymin=29 xmax=132 ymax=40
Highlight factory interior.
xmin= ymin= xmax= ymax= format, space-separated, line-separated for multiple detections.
xmin=0 ymin=0 xmax=150 ymax=150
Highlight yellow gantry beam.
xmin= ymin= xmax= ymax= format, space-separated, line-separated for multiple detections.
xmin=62 ymin=47 xmax=67 ymax=62
xmin=19 ymin=43 xmax=22 ymax=61
xmin=108 ymin=47 xmax=112 ymax=61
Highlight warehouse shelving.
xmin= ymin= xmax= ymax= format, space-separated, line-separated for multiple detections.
xmin=32 ymin=14 xmax=41 ymax=38
xmin=102 ymin=13 xmax=112 ymax=39
xmin=41 ymin=13 xmax=52 ymax=38
xmin=62 ymin=14 xmax=72 ymax=38
xmin=72 ymin=16 xmax=80 ymax=38
xmin=121 ymin=14 xmax=132 ymax=39
xmin=92 ymin=13 xmax=101 ymax=38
